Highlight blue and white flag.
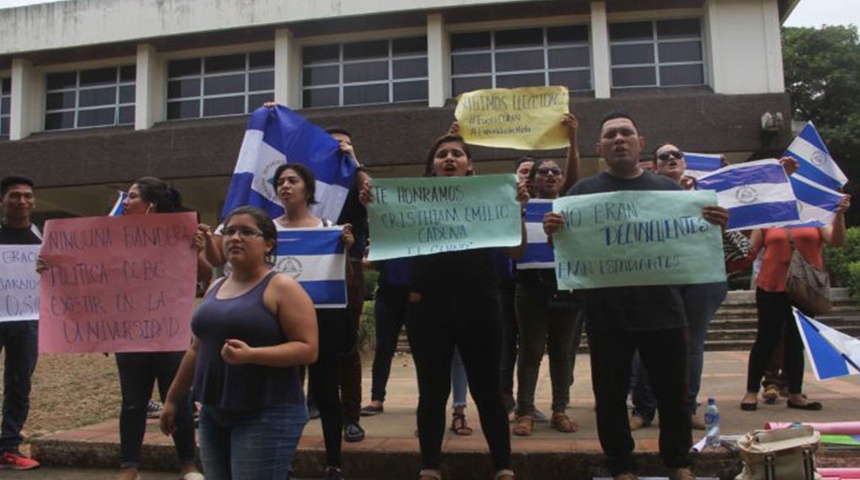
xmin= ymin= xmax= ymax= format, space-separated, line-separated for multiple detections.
xmin=784 ymin=175 xmax=845 ymax=228
xmin=696 ymin=159 xmax=799 ymax=231
xmin=682 ymin=152 xmax=722 ymax=179
xmin=794 ymin=308 xmax=860 ymax=380
xmin=784 ymin=122 xmax=848 ymax=191
xmin=275 ymin=227 xmax=347 ymax=308
xmin=108 ymin=191 xmax=127 ymax=216
xmin=517 ymin=199 xmax=554 ymax=270
xmin=222 ymin=105 xmax=356 ymax=222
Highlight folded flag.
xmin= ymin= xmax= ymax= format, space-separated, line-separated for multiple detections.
xmin=275 ymin=227 xmax=347 ymax=308
xmin=222 ymin=105 xmax=356 ymax=222
xmin=682 ymin=152 xmax=722 ymax=179
xmin=517 ymin=199 xmax=554 ymax=270
xmin=108 ymin=191 xmax=127 ymax=216
xmin=784 ymin=175 xmax=845 ymax=228
xmin=696 ymin=159 xmax=799 ymax=231
xmin=794 ymin=307 xmax=860 ymax=380
xmin=784 ymin=122 xmax=848 ymax=191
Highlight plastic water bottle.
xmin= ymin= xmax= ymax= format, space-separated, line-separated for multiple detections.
xmin=704 ymin=397 xmax=721 ymax=448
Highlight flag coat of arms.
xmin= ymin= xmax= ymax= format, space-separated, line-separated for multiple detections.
xmin=784 ymin=122 xmax=848 ymax=192
xmin=794 ymin=308 xmax=860 ymax=380
xmin=222 ymin=105 xmax=356 ymax=222
xmin=517 ymin=199 xmax=554 ymax=270
xmin=275 ymin=227 xmax=347 ymax=309
xmin=695 ymin=159 xmax=799 ymax=231
xmin=681 ymin=152 xmax=722 ymax=179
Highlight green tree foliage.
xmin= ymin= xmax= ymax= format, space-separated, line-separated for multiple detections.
xmin=783 ymin=25 xmax=860 ymax=225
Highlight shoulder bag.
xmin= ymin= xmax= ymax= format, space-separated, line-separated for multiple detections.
xmin=784 ymin=230 xmax=832 ymax=315
xmin=734 ymin=426 xmax=821 ymax=480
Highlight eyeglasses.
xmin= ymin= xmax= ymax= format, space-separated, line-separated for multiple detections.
xmin=656 ymin=151 xmax=684 ymax=162
xmin=223 ymin=226 xmax=265 ymax=238
xmin=536 ymin=167 xmax=562 ymax=176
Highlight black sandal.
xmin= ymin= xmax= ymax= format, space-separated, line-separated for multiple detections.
xmin=450 ymin=412 xmax=473 ymax=436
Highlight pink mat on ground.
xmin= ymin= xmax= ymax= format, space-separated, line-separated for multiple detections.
xmin=819 ymin=468 xmax=860 ymax=479
xmin=764 ymin=422 xmax=860 ymax=434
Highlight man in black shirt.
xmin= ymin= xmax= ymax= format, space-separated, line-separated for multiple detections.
xmin=0 ymin=175 xmax=41 ymax=471
xmin=543 ymin=112 xmax=726 ymax=480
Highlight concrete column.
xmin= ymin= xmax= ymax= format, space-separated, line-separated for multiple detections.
xmin=704 ymin=0 xmax=723 ymax=92
xmin=10 ymin=58 xmax=41 ymax=140
xmin=761 ymin=0 xmax=784 ymax=93
xmin=427 ymin=13 xmax=450 ymax=108
xmin=135 ymin=44 xmax=165 ymax=130
xmin=590 ymin=1 xmax=611 ymax=98
xmin=275 ymin=28 xmax=301 ymax=109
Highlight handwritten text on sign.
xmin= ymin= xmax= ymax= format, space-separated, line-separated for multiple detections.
xmin=552 ymin=191 xmax=726 ymax=290
xmin=0 ymin=245 xmax=40 ymax=322
xmin=367 ymin=175 xmax=522 ymax=261
xmin=455 ymin=86 xmax=570 ymax=150
xmin=38 ymin=213 xmax=198 ymax=353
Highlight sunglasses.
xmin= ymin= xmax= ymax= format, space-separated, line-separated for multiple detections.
xmin=536 ymin=167 xmax=562 ymax=176
xmin=656 ymin=150 xmax=684 ymax=162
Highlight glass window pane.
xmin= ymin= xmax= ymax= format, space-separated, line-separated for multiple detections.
xmin=657 ymin=19 xmax=700 ymax=39
xmin=167 ymin=100 xmax=200 ymax=119
xmin=248 ymin=93 xmax=273 ymax=111
xmin=249 ymin=50 xmax=275 ymax=69
xmin=303 ymin=45 xmax=340 ymax=64
xmin=343 ymin=84 xmax=388 ymax=105
xmin=659 ymin=64 xmax=704 ymax=86
xmin=303 ymin=88 xmax=339 ymax=108
xmin=1 ymin=118 xmax=8 ymax=136
xmin=451 ymin=32 xmax=491 ymax=52
xmin=658 ymin=41 xmax=702 ymax=63
xmin=393 ymin=80 xmax=428 ymax=102
xmin=45 ymin=111 xmax=75 ymax=130
xmin=205 ymin=54 xmax=246 ymax=74
xmin=249 ymin=71 xmax=274 ymax=91
xmin=452 ymin=76 xmax=492 ymax=96
xmin=46 ymin=91 xmax=76 ymax=110
xmin=79 ymin=68 xmax=117 ymax=87
xmin=120 ymin=65 xmax=136 ymax=82
xmin=393 ymin=37 xmax=427 ymax=56
xmin=549 ymin=46 xmax=590 ymax=68
xmin=548 ymin=25 xmax=589 ymax=45
xmin=550 ymin=70 xmax=591 ymax=91
xmin=495 ymin=50 xmax=545 ymax=72
xmin=1 ymin=97 xmax=9 ymax=114
xmin=343 ymin=40 xmax=388 ymax=60
xmin=393 ymin=58 xmax=427 ymax=79
xmin=168 ymin=58 xmax=201 ymax=78
xmin=451 ymin=53 xmax=491 ymax=75
xmin=495 ymin=28 xmax=543 ymax=48
xmin=203 ymin=74 xmax=246 ymax=96
xmin=78 ymin=108 xmax=115 ymax=127
xmin=496 ymin=72 xmax=545 ymax=88
xmin=118 ymin=106 xmax=135 ymax=124
xmin=612 ymin=66 xmax=656 ymax=87
xmin=167 ymin=79 xmax=201 ymax=99
xmin=611 ymin=44 xmax=655 ymax=65
xmin=303 ymin=66 xmax=340 ymax=86
xmin=343 ymin=61 xmax=388 ymax=83
xmin=47 ymin=72 xmax=78 ymax=90
xmin=610 ymin=22 xmax=653 ymax=42
xmin=119 ymin=85 xmax=135 ymax=104
xmin=79 ymin=87 xmax=116 ymax=107
xmin=1 ymin=78 xmax=10 ymax=93
xmin=203 ymin=96 xmax=246 ymax=116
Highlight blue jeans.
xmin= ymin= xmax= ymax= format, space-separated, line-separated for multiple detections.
xmin=199 ymin=404 xmax=307 ymax=480
xmin=370 ymin=286 xmax=409 ymax=403
xmin=0 ymin=320 xmax=38 ymax=453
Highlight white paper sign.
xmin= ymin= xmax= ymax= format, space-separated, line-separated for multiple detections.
xmin=0 ymin=245 xmax=40 ymax=322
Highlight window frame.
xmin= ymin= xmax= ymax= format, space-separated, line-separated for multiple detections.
xmin=1 ymin=77 xmax=10 ymax=137
xmin=43 ymin=65 xmax=136 ymax=131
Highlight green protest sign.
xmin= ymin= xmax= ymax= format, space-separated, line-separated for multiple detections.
xmin=367 ymin=174 xmax=521 ymax=261
xmin=552 ymin=190 xmax=726 ymax=289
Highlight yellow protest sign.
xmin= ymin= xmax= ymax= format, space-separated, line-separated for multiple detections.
xmin=455 ymin=86 xmax=570 ymax=151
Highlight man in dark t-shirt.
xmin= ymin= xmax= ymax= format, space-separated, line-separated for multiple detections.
xmin=543 ymin=112 xmax=727 ymax=480
xmin=0 ymin=175 xmax=41 ymax=471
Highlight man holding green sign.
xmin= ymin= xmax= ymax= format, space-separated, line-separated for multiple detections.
xmin=543 ymin=111 xmax=727 ymax=480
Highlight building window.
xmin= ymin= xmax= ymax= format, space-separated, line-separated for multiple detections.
xmin=450 ymin=26 xmax=591 ymax=97
xmin=1 ymin=78 xmax=10 ymax=137
xmin=302 ymin=37 xmax=428 ymax=108
xmin=166 ymin=51 xmax=275 ymax=120
xmin=44 ymin=66 xmax=135 ymax=131
xmin=609 ymin=19 xmax=704 ymax=88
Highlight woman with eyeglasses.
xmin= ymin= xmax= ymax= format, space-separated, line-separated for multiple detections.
xmin=509 ymin=158 xmax=582 ymax=437
xmin=161 ymin=205 xmax=318 ymax=479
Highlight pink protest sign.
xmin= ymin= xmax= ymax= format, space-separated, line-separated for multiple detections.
xmin=38 ymin=212 xmax=198 ymax=353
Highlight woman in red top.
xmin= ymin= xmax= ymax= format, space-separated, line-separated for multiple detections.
xmin=740 ymin=194 xmax=850 ymax=411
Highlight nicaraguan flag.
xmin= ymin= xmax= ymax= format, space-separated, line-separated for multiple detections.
xmin=275 ymin=227 xmax=347 ymax=308
xmin=794 ymin=308 xmax=860 ymax=380
xmin=784 ymin=175 xmax=845 ymax=228
xmin=222 ymin=105 xmax=356 ymax=222
xmin=517 ymin=199 xmax=554 ymax=270
xmin=108 ymin=191 xmax=127 ymax=216
xmin=696 ymin=159 xmax=799 ymax=231
xmin=784 ymin=122 xmax=848 ymax=191
xmin=682 ymin=152 xmax=722 ymax=179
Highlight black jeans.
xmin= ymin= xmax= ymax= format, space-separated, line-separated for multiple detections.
xmin=115 ymin=351 xmax=195 ymax=468
xmin=0 ymin=320 xmax=38 ymax=453
xmin=746 ymin=288 xmax=806 ymax=394
xmin=339 ymin=260 xmax=364 ymax=424
xmin=406 ymin=290 xmax=511 ymax=471
xmin=370 ymin=285 xmax=409 ymax=403
xmin=498 ymin=280 xmax=518 ymax=401
xmin=588 ymin=328 xmax=692 ymax=476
